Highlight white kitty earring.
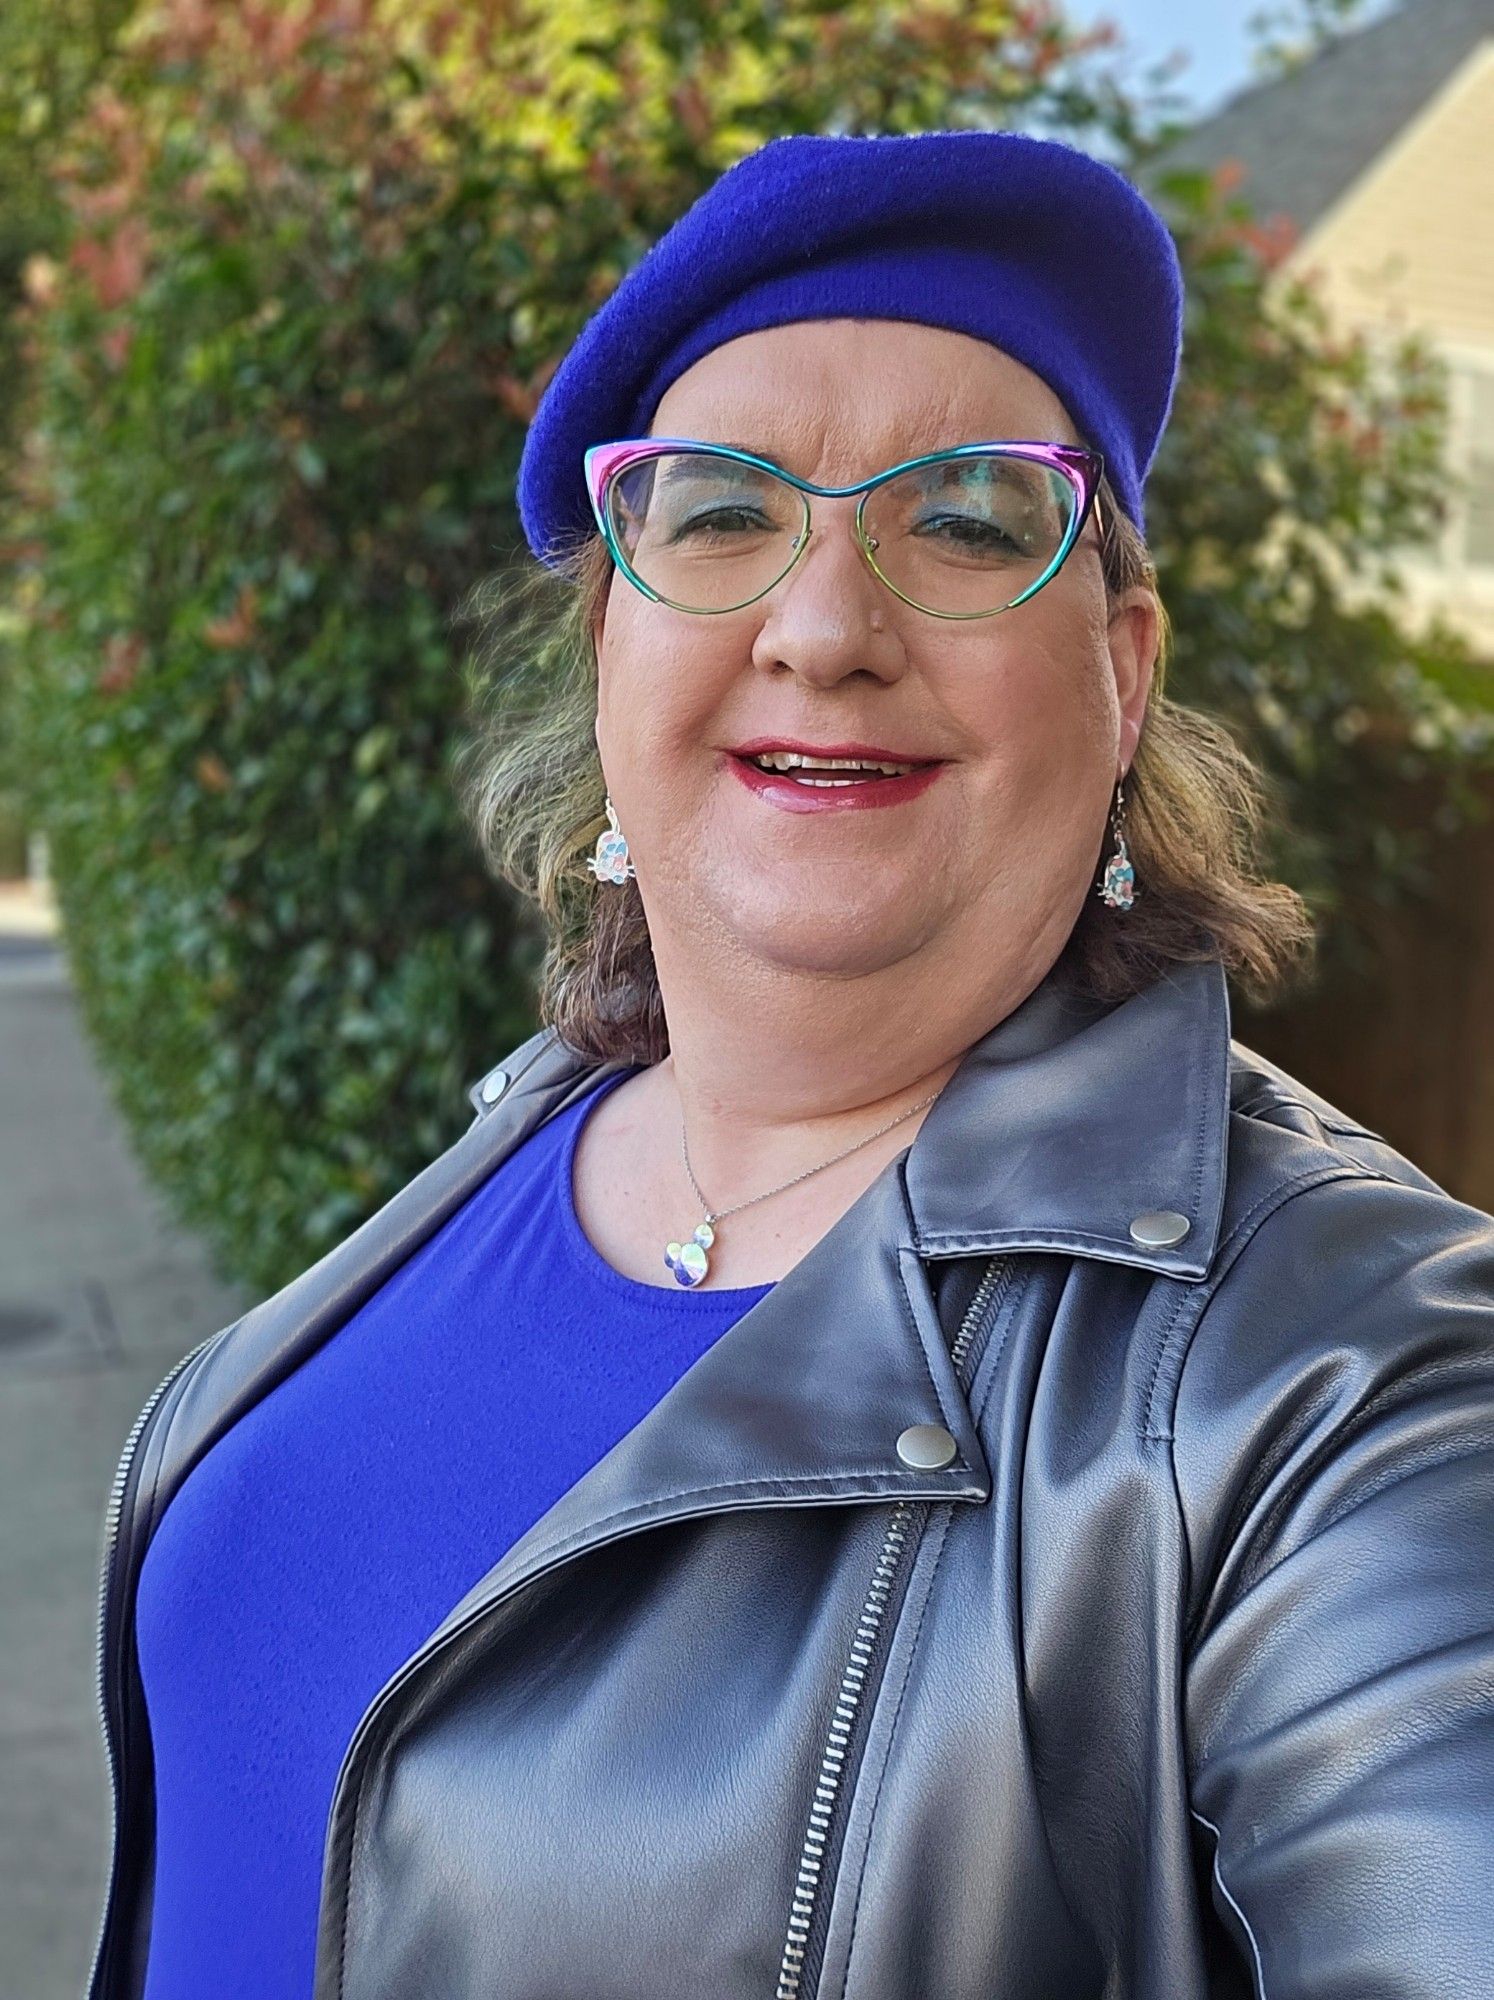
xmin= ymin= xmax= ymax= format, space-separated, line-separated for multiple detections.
xmin=585 ymin=794 xmax=636 ymax=884
xmin=1098 ymin=776 xmax=1135 ymax=911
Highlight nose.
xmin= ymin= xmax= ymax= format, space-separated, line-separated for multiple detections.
xmin=751 ymin=499 xmax=903 ymax=686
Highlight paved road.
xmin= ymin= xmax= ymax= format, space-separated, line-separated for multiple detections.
xmin=0 ymin=913 xmax=255 ymax=1998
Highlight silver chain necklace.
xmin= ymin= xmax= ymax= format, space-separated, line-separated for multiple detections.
xmin=663 ymin=1083 xmax=945 ymax=1288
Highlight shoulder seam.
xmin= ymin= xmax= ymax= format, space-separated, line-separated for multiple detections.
xmin=466 ymin=1024 xmax=565 ymax=1120
xmin=1229 ymin=1079 xmax=1385 ymax=1146
xmin=1141 ymin=1161 xmax=1385 ymax=1444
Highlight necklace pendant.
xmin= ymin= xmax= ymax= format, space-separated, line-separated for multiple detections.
xmin=664 ymin=1220 xmax=715 ymax=1288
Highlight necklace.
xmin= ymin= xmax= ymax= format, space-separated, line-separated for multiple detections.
xmin=662 ymin=1082 xmax=946 ymax=1288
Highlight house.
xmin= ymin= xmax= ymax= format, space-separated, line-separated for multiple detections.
xmin=1143 ymin=0 xmax=1494 ymax=653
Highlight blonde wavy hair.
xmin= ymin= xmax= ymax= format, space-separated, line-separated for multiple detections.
xmin=454 ymin=474 xmax=1318 ymax=1064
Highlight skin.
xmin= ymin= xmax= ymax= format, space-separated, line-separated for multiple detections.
xmin=573 ymin=318 xmax=1158 ymax=1289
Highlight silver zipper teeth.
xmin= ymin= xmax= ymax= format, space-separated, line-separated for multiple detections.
xmin=82 ymin=1323 xmax=231 ymax=2000
xmin=773 ymin=1252 xmax=1010 ymax=2000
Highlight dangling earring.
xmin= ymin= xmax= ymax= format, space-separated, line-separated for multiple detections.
xmin=1098 ymin=776 xmax=1136 ymax=911
xmin=585 ymin=793 xmax=637 ymax=884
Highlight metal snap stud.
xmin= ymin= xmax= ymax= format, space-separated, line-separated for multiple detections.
xmin=1129 ymin=1209 xmax=1191 ymax=1247
xmin=896 ymin=1423 xmax=958 ymax=1470
xmin=479 ymin=1068 xmax=510 ymax=1105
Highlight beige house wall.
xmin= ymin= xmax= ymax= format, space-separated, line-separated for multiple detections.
xmin=1268 ymin=38 xmax=1494 ymax=654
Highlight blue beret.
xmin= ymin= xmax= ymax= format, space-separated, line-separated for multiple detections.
xmin=517 ymin=128 xmax=1184 ymax=563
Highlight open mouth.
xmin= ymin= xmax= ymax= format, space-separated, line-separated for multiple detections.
xmin=738 ymin=753 xmax=927 ymax=786
xmin=726 ymin=749 xmax=948 ymax=811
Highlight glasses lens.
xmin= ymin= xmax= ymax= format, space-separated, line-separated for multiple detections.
xmin=605 ymin=449 xmax=804 ymax=611
xmin=863 ymin=452 xmax=1081 ymax=615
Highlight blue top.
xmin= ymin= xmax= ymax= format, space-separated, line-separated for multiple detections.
xmin=134 ymin=1066 xmax=775 ymax=1998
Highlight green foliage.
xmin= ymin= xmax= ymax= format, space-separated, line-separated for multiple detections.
xmin=0 ymin=0 xmax=139 ymax=823
xmin=0 ymin=0 xmax=138 ymax=454
xmin=1 ymin=0 xmax=1490 ymax=1290
xmin=6 ymin=1 xmax=554 ymax=1290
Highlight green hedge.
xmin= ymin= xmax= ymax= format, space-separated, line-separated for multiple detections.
xmin=5 ymin=17 xmax=556 ymax=1290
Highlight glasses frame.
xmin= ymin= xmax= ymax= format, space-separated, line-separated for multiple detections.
xmin=583 ymin=435 xmax=1107 ymax=620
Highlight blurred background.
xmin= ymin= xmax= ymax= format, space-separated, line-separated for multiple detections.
xmin=2 ymin=0 xmax=1492 ymax=1992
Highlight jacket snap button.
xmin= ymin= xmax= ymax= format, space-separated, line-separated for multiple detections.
xmin=1129 ymin=1209 xmax=1190 ymax=1247
xmin=479 ymin=1068 xmax=510 ymax=1104
xmin=896 ymin=1423 xmax=958 ymax=1470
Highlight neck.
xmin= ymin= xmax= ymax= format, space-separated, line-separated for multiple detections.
xmin=644 ymin=927 xmax=1058 ymax=1210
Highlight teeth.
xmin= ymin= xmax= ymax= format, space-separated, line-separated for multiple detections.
xmin=749 ymin=751 xmax=917 ymax=777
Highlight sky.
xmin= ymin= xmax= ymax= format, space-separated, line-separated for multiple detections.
xmin=1069 ymin=0 xmax=1395 ymax=117
xmin=1078 ymin=0 xmax=1266 ymax=113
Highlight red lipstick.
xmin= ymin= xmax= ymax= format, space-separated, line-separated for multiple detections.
xmin=723 ymin=740 xmax=948 ymax=815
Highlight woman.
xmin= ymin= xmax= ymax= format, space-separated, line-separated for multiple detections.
xmin=88 ymin=131 xmax=1493 ymax=2000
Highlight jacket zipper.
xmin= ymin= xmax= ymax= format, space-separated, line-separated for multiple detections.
xmin=774 ymin=1252 xmax=1013 ymax=2000
xmin=82 ymin=1321 xmax=236 ymax=2000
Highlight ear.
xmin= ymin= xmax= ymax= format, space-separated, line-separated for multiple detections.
xmin=1107 ymin=584 xmax=1159 ymax=774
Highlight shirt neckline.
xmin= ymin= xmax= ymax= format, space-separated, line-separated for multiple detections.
xmin=555 ymin=1067 xmax=778 ymax=1308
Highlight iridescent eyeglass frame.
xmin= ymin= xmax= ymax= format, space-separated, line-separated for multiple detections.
xmin=583 ymin=436 xmax=1107 ymax=620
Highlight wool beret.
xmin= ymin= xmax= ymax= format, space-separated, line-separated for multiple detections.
xmin=517 ymin=128 xmax=1184 ymax=563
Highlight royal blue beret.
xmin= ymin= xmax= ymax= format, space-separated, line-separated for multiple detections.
xmin=517 ymin=128 xmax=1184 ymax=563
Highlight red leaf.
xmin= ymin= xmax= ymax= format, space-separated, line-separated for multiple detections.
xmin=194 ymin=751 xmax=234 ymax=793
xmin=204 ymin=584 xmax=261 ymax=649
xmin=98 ymin=632 xmax=145 ymax=695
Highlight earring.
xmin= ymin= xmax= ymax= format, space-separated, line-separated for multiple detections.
xmin=1098 ymin=776 xmax=1136 ymax=911
xmin=585 ymin=794 xmax=637 ymax=884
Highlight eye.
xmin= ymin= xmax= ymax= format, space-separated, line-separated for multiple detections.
xmin=670 ymin=504 xmax=774 ymax=540
xmin=914 ymin=512 xmax=1023 ymax=552
xmin=909 ymin=511 xmax=1031 ymax=565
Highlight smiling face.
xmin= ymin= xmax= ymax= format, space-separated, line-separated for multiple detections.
xmin=590 ymin=317 xmax=1157 ymax=1014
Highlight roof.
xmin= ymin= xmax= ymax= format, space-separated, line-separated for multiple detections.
xmin=1138 ymin=0 xmax=1494 ymax=232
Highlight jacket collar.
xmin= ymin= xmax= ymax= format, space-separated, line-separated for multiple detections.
xmin=904 ymin=952 xmax=1232 ymax=1280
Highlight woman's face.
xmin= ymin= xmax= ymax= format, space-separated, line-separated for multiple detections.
xmin=591 ymin=318 xmax=1157 ymax=1001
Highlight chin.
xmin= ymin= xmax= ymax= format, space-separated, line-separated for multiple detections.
xmin=728 ymin=896 xmax=937 ymax=973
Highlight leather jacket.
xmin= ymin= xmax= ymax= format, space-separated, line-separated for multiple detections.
xmin=86 ymin=953 xmax=1494 ymax=2000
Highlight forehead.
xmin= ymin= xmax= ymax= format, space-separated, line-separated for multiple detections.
xmin=647 ymin=318 xmax=1083 ymax=471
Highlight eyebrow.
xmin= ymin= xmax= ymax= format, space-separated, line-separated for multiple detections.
xmin=663 ymin=439 xmax=774 ymax=462
xmin=657 ymin=447 xmax=764 ymax=482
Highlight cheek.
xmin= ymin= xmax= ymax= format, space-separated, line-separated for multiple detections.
xmin=596 ymin=609 xmax=741 ymax=769
xmin=952 ymin=609 xmax=1114 ymax=780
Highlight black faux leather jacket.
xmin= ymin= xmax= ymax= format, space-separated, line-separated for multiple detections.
xmin=86 ymin=954 xmax=1494 ymax=1999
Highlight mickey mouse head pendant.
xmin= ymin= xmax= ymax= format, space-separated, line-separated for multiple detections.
xmin=664 ymin=1220 xmax=716 ymax=1287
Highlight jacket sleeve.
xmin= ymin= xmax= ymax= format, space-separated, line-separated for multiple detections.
xmin=1170 ymin=1167 xmax=1494 ymax=1999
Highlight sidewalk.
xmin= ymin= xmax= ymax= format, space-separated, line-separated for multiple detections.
xmin=0 ymin=879 xmax=256 ymax=1999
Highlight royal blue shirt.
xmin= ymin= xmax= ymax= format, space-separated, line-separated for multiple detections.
xmin=135 ymin=1065 xmax=775 ymax=1998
